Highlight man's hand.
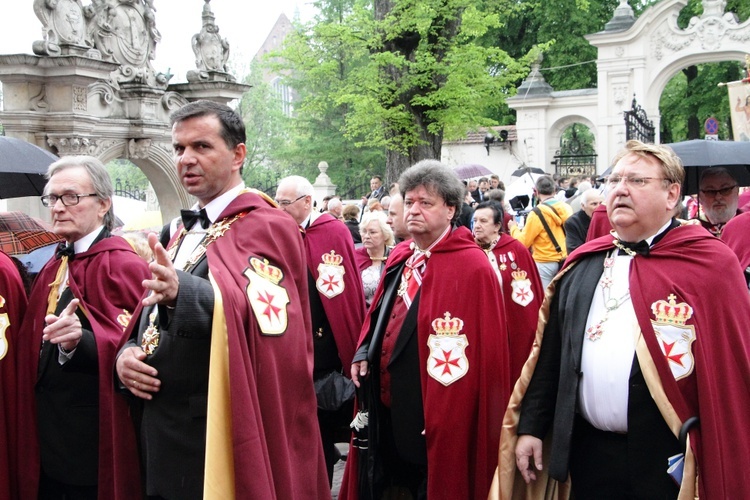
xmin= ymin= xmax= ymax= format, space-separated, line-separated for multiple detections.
xmin=116 ymin=346 xmax=160 ymax=400
xmin=515 ymin=435 xmax=544 ymax=484
xmin=351 ymin=360 xmax=369 ymax=388
xmin=43 ymin=299 xmax=82 ymax=352
xmin=142 ymin=232 xmax=179 ymax=308
xmin=507 ymin=219 xmax=518 ymax=231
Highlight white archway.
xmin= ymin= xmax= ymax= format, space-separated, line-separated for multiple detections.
xmin=510 ymin=0 xmax=750 ymax=173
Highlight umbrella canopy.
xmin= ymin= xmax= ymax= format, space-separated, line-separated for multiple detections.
xmin=0 ymin=211 xmax=62 ymax=255
xmin=510 ymin=165 xmax=546 ymax=177
xmin=453 ymin=164 xmax=493 ymax=180
xmin=0 ymin=137 xmax=59 ymax=198
xmin=664 ymin=139 xmax=750 ymax=195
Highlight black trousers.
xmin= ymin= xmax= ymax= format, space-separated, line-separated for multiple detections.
xmin=38 ymin=470 xmax=96 ymax=500
xmin=569 ymin=414 xmax=680 ymax=500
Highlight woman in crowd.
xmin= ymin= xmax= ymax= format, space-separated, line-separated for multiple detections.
xmin=354 ymin=211 xmax=394 ymax=306
xmin=472 ymin=201 xmax=544 ymax=381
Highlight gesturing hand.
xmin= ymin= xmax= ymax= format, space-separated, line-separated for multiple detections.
xmin=142 ymin=232 xmax=179 ymax=308
xmin=43 ymin=298 xmax=82 ymax=352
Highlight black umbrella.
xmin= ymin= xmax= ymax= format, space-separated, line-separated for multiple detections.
xmin=0 ymin=136 xmax=59 ymax=198
xmin=510 ymin=165 xmax=546 ymax=177
xmin=664 ymin=139 xmax=750 ymax=195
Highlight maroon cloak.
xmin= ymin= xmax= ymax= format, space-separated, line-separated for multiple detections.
xmin=491 ymin=223 xmax=750 ymax=499
xmin=169 ymin=190 xmax=330 ymax=498
xmin=490 ymin=234 xmax=544 ymax=382
xmin=721 ymin=210 xmax=750 ymax=270
xmin=0 ymin=252 xmax=27 ymax=500
xmin=304 ymin=212 xmax=366 ymax=369
xmin=585 ymin=203 xmax=612 ymax=241
xmin=15 ymin=236 xmax=149 ymax=499
xmin=341 ymin=227 xmax=511 ymax=499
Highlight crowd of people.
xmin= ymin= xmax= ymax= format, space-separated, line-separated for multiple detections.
xmin=0 ymin=99 xmax=747 ymax=500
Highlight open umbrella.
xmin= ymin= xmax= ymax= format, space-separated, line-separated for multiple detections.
xmin=0 ymin=211 xmax=62 ymax=255
xmin=510 ymin=165 xmax=546 ymax=177
xmin=0 ymin=136 xmax=59 ymax=198
xmin=664 ymin=140 xmax=750 ymax=194
xmin=453 ymin=164 xmax=493 ymax=180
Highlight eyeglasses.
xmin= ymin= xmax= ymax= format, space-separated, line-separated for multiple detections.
xmin=606 ymin=176 xmax=667 ymax=188
xmin=699 ymin=185 xmax=738 ymax=197
xmin=41 ymin=193 xmax=98 ymax=207
xmin=274 ymin=195 xmax=305 ymax=207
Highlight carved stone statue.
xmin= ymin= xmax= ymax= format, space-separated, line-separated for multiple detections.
xmin=32 ymin=0 xmax=100 ymax=57
xmin=187 ymin=0 xmax=234 ymax=82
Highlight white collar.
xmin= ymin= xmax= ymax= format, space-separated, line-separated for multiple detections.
xmin=73 ymin=225 xmax=105 ymax=254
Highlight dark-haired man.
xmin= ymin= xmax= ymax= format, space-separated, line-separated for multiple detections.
xmin=341 ymin=160 xmax=511 ymax=500
xmin=116 ymin=100 xmax=329 ymax=499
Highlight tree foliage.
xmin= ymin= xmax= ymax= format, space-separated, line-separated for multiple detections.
xmin=273 ymin=0 xmax=537 ymax=182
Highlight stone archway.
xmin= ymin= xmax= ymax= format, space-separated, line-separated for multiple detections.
xmin=510 ymin=0 xmax=750 ymax=174
xmin=0 ymin=0 xmax=249 ymax=221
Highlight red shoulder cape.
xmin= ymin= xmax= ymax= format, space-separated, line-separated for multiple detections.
xmin=585 ymin=203 xmax=612 ymax=242
xmin=304 ymin=213 xmax=366 ymax=369
xmin=203 ymin=191 xmax=330 ymax=498
xmin=342 ymin=227 xmax=512 ymax=499
xmin=492 ymin=235 xmax=544 ymax=381
xmin=0 ymin=252 xmax=27 ymax=499
xmin=15 ymin=237 xmax=149 ymax=499
xmin=721 ymin=211 xmax=750 ymax=270
xmin=569 ymin=224 xmax=750 ymax=498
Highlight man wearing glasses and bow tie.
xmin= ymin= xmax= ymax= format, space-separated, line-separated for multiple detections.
xmin=115 ymin=100 xmax=329 ymax=499
xmin=494 ymin=140 xmax=750 ymax=500
xmin=14 ymin=156 xmax=150 ymax=499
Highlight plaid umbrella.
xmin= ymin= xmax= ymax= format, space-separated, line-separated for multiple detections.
xmin=0 ymin=211 xmax=62 ymax=255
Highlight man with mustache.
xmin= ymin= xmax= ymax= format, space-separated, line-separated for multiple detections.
xmin=696 ymin=166 xmax=742 ymax=236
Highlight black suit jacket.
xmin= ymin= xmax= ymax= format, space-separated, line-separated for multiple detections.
xmin=125 ymin=232 xmax=214 ymax=499
xmin=518 ymin=252 xmax=679 ymax=482
xmin=563 ymin=210 xmax=591 ymax=254
xmin=354 ymin=261 xmax=427 ymax=466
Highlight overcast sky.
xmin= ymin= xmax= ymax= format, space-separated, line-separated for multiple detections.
xmin=0 ymin=0 xmax=316 ymax=83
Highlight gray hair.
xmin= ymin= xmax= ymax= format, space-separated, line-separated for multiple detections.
xmin=46 ymin=155 xmax=116 ymax=231
xmin=487 ymin=188 xmax=506 ymax=203
xmin=359 ymin=210 xmax=395 ymax=246
xmin=277 ymin=175 xmax=314 ymax=197
xmin=580 ymin=187 xmax=603 ymax=205
xmin=398 ymin=159 xmax=465 ymax=224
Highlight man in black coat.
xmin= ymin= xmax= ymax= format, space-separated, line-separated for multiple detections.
xmin=564 ymin=189 xmax=604 ymax=253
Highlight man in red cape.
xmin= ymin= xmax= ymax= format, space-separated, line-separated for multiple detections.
xmin=276 ymin=175 xmax=366 ymax=483
xmin=721 ymin=210 xmax=750 ymax=288
xmin=341 ymin=160 xmax=512 ymax=500
xmin=491 ymin=140 xmax=750 ymax=500
xmin=15 ymin=156 xmax=148 ymax=499
xmin=117 ymin=101 xmax=328 ymax=499
xmin=0 ymin=251 xmax=27 ymax=499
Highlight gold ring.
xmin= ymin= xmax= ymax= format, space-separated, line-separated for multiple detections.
xmin=132 ymin=379 xmax=137 ymax=387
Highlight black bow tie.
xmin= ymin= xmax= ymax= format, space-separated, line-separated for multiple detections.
xmin=181 ymin=208 xmax=211 ymax=230
xmin=613 ymin=239 xmax=650 ymax=256
xmin=56 ymin=243 xmax=75 ymax=260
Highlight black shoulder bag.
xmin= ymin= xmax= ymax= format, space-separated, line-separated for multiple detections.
xmin=532 ymin=205 xmax=566 ymax=266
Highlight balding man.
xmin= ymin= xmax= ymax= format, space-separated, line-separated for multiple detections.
xmin=327 ymin=197 xmax=344 ymax=220
xmin=386 ymin=193 xmax=409 ymax=242
xmin=276 ymin=175 xmax=366 ymax=484
xmin=696 ymin=167 xmax=741 ymax=236
xmin=493 ymin=140 xmax=750 ymax=499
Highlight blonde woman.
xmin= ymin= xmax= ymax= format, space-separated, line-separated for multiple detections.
xmin=354 ymin=211 xmax=394 ymax=305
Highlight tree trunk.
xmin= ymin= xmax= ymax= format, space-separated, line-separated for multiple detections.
xmin=684 ymin=65 xmax=700 ymax=140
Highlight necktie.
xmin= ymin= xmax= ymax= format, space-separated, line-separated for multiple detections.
xmin=181 ymin=208 xmax=211 ymax=230
xmin=613 ymin=238 xmax=649 ymax=256
xmin=400 ymin=246 xmax=428 ymax=308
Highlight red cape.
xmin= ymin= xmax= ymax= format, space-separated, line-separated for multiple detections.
xmin=585 ymin=203 xmax=612 ymax=241
xmin=15 ymin=237 xmax=149 ymax=500
xmin=304 ymin=213 xmax=366 ymax=369
xmin=354 ymin=246 xmax=371 ymax=272
xmin=491 ymin=235 xmax=544 ymax=382
xmin=0 ymin=252 xmax=27 ymax=499
xmin=568 ymin=224 xmax=750 ymax=498
xmin=342 ymin=227 xmax=511 ymax=499
xmin=200 ymin=191 xmax=330 ymax=498
xmin=721 ymin=211 xmax=750 ymax=270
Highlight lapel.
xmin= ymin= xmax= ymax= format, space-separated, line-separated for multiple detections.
xmin=388 ymin=290 xmax=421 ymax=366
xmin=367 ymin=261 xmax=405 ymax=363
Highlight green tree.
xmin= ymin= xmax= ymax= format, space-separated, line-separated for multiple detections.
xmin=106 ymin=159 xmax=149 ymax=198
xmin=274 ymin=0 xmax=535 ymax=183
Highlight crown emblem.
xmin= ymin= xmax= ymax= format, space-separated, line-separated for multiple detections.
xmin=511 ymin=269 xmax=527 ymax=281
xmin=431 ymin=312 xmax=464 ymax=336
xmin=322 ymin=250 xmax=344 ymax=266
xmin=250 ymin=257 xmax=283 ymax=284
xmin=651 ymin=294 xmax=693 ymax=326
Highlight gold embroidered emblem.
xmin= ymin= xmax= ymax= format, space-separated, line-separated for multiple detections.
xmin=244 ymin=257 xmax=289 ymax=335
xmin=141 ymin=311 xmax=160 ymax=355
xmin=426 ymin=312 xmax=470 ymax=386
xmin=117 ymin=309 xmax=132 ymax=331
xmin=650 ymin=294 xmax=696 ymax=380
xmin=0 ymin=313 xmax=8 ymax=360
xmin=316 ymin=251 xmax=346 ymax=299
